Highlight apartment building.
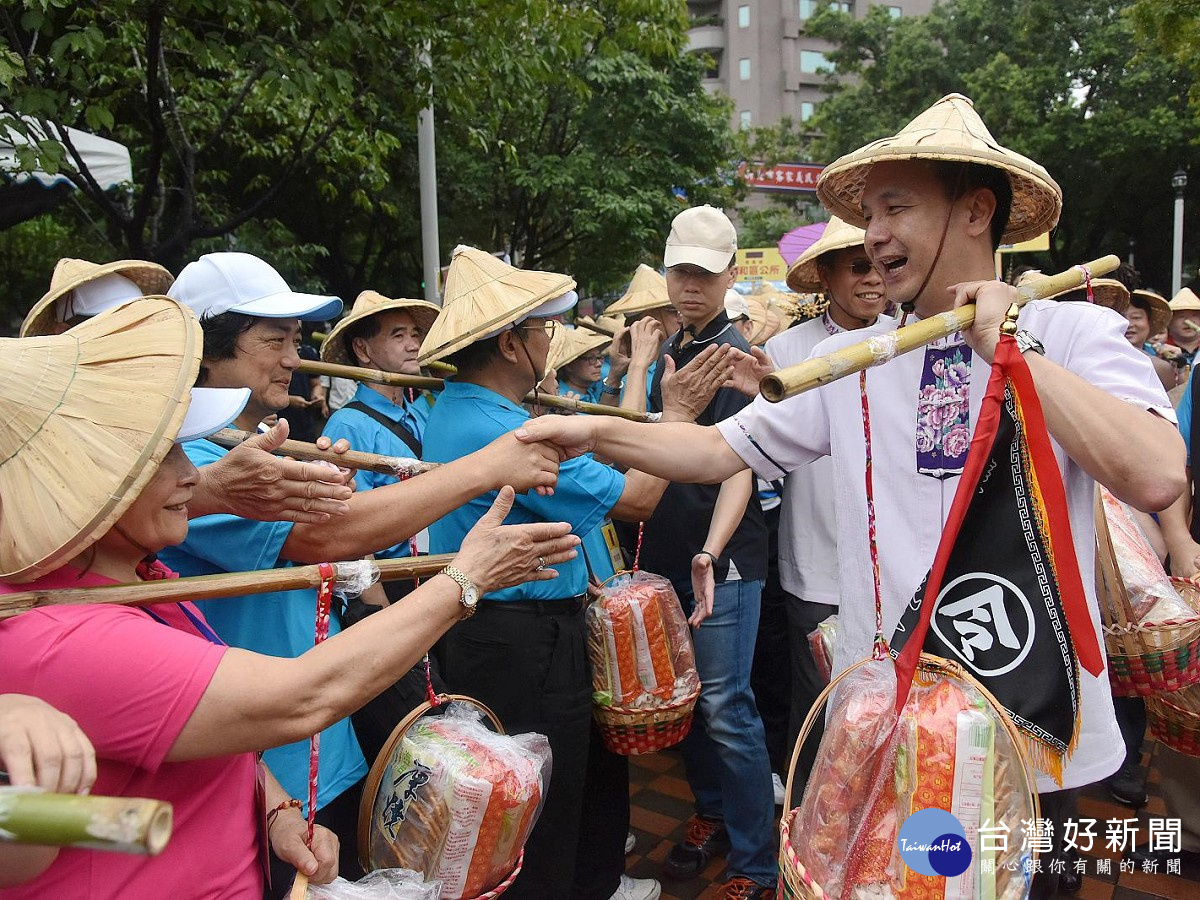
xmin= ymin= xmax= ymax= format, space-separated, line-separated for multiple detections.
xmin=688 ymin=0 xmax=936 ymax=131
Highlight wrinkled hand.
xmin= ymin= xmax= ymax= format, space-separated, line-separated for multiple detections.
xmin=607 ymin=326 xmax=633 ymax=377
xmin=477 ymin=431 xmax=562 ymax=496
xmin=514 ymin=415 xmax=602 ymax=461
xmin=197 ymin=419 xmax=353 ymax=523
xmin=689 ymin=555 xmax=716 ymax=627
xmin=455 ymin=487 xmax=580 ymax=595
xmin=723 ymin=346 xmax=774 ymax=398
xmin=0 ymin=694 xmax=96 ymax=794
xmin=660 ymin=344 xmax=736 ymax=421
xmin=952 ymin=280 xmax=1021 ymax=364
xmin=628 ymin=318 xmax=666 ymax=371
xmin=269 ymin=812 xmax=339 ymax=885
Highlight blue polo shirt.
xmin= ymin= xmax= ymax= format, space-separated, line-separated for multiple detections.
xmin=159 ymin=438 xmax=367 ymax=814
xmin=322 ymin=384 xmax=433 ymax=558
xmin=423 ymin=380 xmax=626 ymax=601
xmin=558 ymin=379 xmax=603 ymax=404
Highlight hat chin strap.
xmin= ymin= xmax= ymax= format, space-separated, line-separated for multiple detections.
xmin=898 ymin=173 xmax=962 ymax=321
xmin=512 ymin=328 xmax=544 ymax=408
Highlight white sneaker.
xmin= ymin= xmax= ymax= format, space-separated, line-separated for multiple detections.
xmin=625 ymin=830 xmax=636 ymax=854
xmin=609 ymin=875 xmax=662 ymax=900
xmin=772 ymin=772 xmax=786 ymax=807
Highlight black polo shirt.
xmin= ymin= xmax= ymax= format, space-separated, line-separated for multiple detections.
xmin=639 ymin=311 xmax=768 ymax=590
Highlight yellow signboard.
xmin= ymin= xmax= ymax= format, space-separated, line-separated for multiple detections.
xmin=736 ymin=247 xmax=789 ymax=282
xmin=998 ymin=233 xmax=1051 ymax=254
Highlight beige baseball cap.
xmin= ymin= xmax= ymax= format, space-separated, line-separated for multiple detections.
xmin=664 ymin=205 xmax=737 ymax=273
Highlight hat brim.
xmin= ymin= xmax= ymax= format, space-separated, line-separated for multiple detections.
xmin=481 ymin=291 xmax=580 ymax=340
xmin=231 ymin=290 xmax=343 ymax=322
xmin=178 ymin=387 xmax=250 ymax=443
xmin=663 ymin=246 xmax=734 ymax=274
xmin=20 ymin=259 xmax=175 ymax=338
xmin=786 ymin=236 xmax=867 ymax=293
xmin=1042 ymin=279 xmax=1130 ymax=315
xmin=320 ymin=299 xmax=442 ymax=366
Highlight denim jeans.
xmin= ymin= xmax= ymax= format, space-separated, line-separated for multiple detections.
xmin=679 ymin=578 xmax=776 ymax=887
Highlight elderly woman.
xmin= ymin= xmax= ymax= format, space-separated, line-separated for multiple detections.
xmin=0 ymin=299 xmax=577 ymax=898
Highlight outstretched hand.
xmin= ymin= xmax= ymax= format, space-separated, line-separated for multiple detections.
xmin=722 ymin=346 xmax=774 ymax=398
xmin=660 ymin=343 xmax=737 ymax=421
xmin=514 ymin=415 xmax=602 ymax=462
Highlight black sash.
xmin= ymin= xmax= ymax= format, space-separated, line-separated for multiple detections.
xmin=343 ymin=400 xmax=422 ymax=458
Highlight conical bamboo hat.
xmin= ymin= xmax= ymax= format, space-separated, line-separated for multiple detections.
xmin=575 ymin=314 xmax=623 ymax=337
xmin=605 ymin=264 xmax=671 ymax=316
xmin=0 ymin=297 xmax=202 ymax=582
xmin=418 ymin=246 xmax=575 ymax=364
xmin=785 ymin=217 xmax=867 ymax=293
xmin=1130 ymin=289 xmax=1172 ymax=336
xmin=321 ymin=290 xmax=442 ymax=366
xmin=1169 ymin=287 xmax=1200 ymax=313
xmin=817 ymin=93 xmax=1062 ymax=244
xmin=1015 ymin=270 xmax=1130 ymax=315
xmin=549 ymin=325 xmax=610 ymax=373
xmin=743 ymin=292 xmax=785 ymax=346
xmin=21 ymin=258 xmax=176 ymax=338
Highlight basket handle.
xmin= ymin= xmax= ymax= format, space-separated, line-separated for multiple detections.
xmin=357 ymin=693 xmax=506 ymax=873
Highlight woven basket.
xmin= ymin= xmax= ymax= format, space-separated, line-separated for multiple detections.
xmin=1094 ymin=490 xmax=1200 ymax=697
xmin=357 ymin=693 xmax=524 ymax=898
xmin=778 ymin=653 xmax=1041 ymax=899
xmin=593 ymin=684 xmax=700 ymax=756
xmin=1147 ymin=683 xmax=1200 ymax=758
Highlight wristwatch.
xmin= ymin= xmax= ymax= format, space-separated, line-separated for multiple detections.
xmin=600 ymin=380 xmax=621 ymax=396
xmin=1013 ymin=330 xmax=1045 ymax=356
xmin=442 ymin=565 xmax=479 ymax=618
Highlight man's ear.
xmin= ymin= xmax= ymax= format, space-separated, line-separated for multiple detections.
xmin=350 ymin=336 xmax=371 ymax=368
xmin=496 ymin=328 xmax=522 ymax=363
xmin=963 ymin=186 xmax=997 ymax=240
xmin=726 ymin=265 xmax=738 ymax=289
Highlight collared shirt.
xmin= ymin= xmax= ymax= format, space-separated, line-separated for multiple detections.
xmin=159 ymin=439 xmax=367 ymax=812
xmin=643 ymin=311 xmax=768 ymax=585
xmin=558 ymin=379 xmax=603 ymax=404
xmin=423 ymin=380 xmax=626 ymax=601
xmin=719 ymin=299 xmax=1173 ymax=792
xmin=322 ymin=383 xmax=434 ymax=558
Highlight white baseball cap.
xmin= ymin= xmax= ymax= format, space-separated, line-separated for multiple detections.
xmin=481 ymin=289 xmax=580 ymax=339
xmin=178 ymin=387 xmax=252 ymax=443
xmin=724 ymin=289 xmax=750 ymax=321
xmin=54 ymin=272 xmax=144 ymax=322
xmin=664 ymin=205 xmax=738 ymax=273
xmin=169 ymin=252 xmax=342 ymax=322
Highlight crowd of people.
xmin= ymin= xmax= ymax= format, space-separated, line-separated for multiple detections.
xmin=2 ymin=91 xmax=1199 ymax=900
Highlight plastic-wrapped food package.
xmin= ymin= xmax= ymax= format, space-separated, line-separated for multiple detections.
xmin=807 ymin=614 xmax=838 ymax=684
xmin=586 ymin=570 xmax=700 ymax=710
xmin=307 ymin=868 xmax=442 ymax=899
xmin=788 ymin=657 xmax=1035 ymax=900
xmin=366 ymin=703 xmax=551 ymax=899
xmin=1100 ymin=487 xmax=1193 ymax=622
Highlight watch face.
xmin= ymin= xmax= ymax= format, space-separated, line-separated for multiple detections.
xmin=462 ymin=582 xmax=479 ymax=607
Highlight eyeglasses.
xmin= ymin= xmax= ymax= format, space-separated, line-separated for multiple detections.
xmin=580 ymin=354 xmax=605 ymax=363
xmin=838 ymin=260 xmax=876 ymax=276
xmin=518 ymin=320 xmax=559 ymax=338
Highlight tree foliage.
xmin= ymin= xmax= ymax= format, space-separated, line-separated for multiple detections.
xmin=806 ymin=0 xmax=1200 ymax=288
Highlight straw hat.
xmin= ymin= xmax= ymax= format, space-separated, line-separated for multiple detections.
xmin=743 ymin=292 xmax=785 ymax=345
xmin=1 ymin=298 xmax=206 ymax=581
xmin=320 ymin=290 xmax=442 ymax=366
xmin=606 ymin=264 xmax=672 ymax=317
xmin=1169 ymin=287 xmax=1200 ymax=313
xmin=1130 ymin=289 xmax=1172 ymax=336
xmin=817 ymin=93 xmax=1062 ymax=244
xmin=785 ymin=217 xmax=867 ymax=293
xmin=20 ymin=258 xmax=175 ymax=338
xmin=548 ymin=325 xmax=610 ymax=374
xmin=418 ymin=246 xmax=576 ymax=365
xmin=575 ymin=314 xmax=624 ymax=337
xmin=1015 ymin=270 xmax=1130 ymax=315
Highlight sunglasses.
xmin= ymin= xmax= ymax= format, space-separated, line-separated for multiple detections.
xmin=840 ymin=260 xmax=876 ymax=276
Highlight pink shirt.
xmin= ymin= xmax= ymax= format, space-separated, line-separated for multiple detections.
xmin=0 ymin=565 xmax=262 ymax=899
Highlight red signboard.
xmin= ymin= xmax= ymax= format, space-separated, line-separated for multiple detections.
xmin=740 ymin=162 xmax=825 ymax=193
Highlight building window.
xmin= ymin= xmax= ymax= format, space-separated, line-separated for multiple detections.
xmin=832 ymin=1 xmax=853 ymax=12
xmin=739 ymin=57 xmax=751 ymax=80
xmin=801 ymin=102 xmax=816 ymax=122
xmin=738 ymin=5 xmax=750 ymax=27
xmin=888 ymin=5 xmax=902 ymax=17
xmin=800 ymin=50 xmax=830 ymax=74
xmin=799 ymin=0 xmax=817 ymax=19
xmin=740 ymin=110 xmax=752 ymax=130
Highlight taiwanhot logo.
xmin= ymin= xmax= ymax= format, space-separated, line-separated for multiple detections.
xmin=897 ymin=808 xmax=972 ymax=877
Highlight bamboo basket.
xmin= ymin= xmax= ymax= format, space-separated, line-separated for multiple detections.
xmin=1146 ymin=683 xmax=1200 ymax=758
xmin=592 ymin=686 xmax=701 ymax=756
xmin=1094 ymin=491 xmax=1200 ymax=697
xmin=778 ymin=653 xmax=1040 ymax=900
xmin=357 ymin=694 xmax=524 ymax=899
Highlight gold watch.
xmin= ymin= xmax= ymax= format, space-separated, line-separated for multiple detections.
xmin=442 ymin=565 xmax=479 ymax=618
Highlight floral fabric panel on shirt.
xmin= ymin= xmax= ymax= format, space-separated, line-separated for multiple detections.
xmin=915 ymin=337 xmax=973 ymax=478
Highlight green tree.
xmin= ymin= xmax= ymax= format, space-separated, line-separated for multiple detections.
xmin=806 ymin=0 xmax=1200 ymax=288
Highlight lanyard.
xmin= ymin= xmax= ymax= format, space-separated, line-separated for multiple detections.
xmin=141 ymin=603 xmax=226 ymax=646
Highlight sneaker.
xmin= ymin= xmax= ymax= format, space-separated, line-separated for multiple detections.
xmin=720 ymin=875 xmax=773 ymax=899
xmin=1106 ymin=763 xmax=1148 ymax=807
xmin=625 ymin=831 xmax=636 ymax=855
xmin=772 ymin=772 xmax=786 ymax=806
xmin=663 ymin=814 xmax=731 ymax=880
xmin=609 ymin=874 xmax=662 ymax=900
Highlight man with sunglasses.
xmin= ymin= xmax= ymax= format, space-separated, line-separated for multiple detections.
xmin=416 ymin=247 xmax=736 ymax=900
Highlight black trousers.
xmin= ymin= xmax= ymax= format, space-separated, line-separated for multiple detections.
xmin=783 ymin=592 xmax=838 ymax=806
xmin=750 ymin=504 xmax=792 ymax=776
xmin=438 ymin=601 xmax=627 ymax=899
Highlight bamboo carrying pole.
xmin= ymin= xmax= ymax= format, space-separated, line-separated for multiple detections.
xmin=759 ymin=255 xmax=1121 ymax=402
xmin=0 ymin=555 xmax=457 ymax=620
xmin=0 ymin=789 xmax=172 ymax=854
xmin=208 ymin=428 xmax=438 ymax=477
xmin=298 ymin=359 xmax=655 ymax=422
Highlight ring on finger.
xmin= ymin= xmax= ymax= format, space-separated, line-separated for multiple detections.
xmin=535 ymin=556 xmax=547 ymax=572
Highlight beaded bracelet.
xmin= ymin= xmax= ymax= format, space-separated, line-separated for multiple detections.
xmin=266 ymin=798 xmax=303 ymax=830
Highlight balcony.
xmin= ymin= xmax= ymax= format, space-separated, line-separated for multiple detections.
xmin=688 ymin=24 xmax=725 ymax=53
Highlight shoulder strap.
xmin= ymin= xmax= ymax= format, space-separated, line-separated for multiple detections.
xmin=343 ymin=400 xmax=422 ymax=458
